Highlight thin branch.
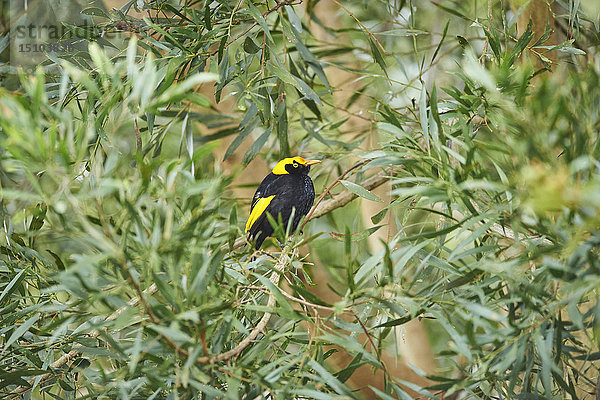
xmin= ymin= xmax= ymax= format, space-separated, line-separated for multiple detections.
xmin=355 ymin=315 xmax=391 ymax=379
xmin=120 ymin=259 xmax=158 ymax=324
xmin=13 ymin=167 xmax=388 ymax=395
xmin=134 ymin=118 xmax=142 ymax=153
xmin=210 ymin=0 xmax=301 ymax=56
xmin=301 ymin=159 xmax=370 ymax=231
xmin=246 ymin=283 xmax=370 ymax=313
xmin=226 ymin=0 xmax=245 ymax=41
xmin=225 ymin=169 xmax=389 ymax=252
xmin=11 ymin=282 xmax=159 ymax=395
xmin=310 ymin=172 xmax=389 ymax=220
xmin=195 ymin=245 xmax=293 ymax=364
xmin=330 ymin=0 xmax=387 ymax=54
xmin=281 ymin=289 xmax=337 ymax=312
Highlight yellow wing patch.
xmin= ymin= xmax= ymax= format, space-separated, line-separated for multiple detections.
xmin=246 ymin=195 xmax=276 ymax=232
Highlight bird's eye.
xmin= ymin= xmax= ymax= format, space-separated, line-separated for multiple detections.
xmin=293 ymin=162 xmax=298 ymax=168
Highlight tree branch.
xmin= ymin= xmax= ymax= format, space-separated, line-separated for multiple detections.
xmin=301 ymin=159 xmax=370 ymax=231
xmin=195 ymin=246 xmax=293 ymax=364
xmin=310 ymin=173 xmax=389 ymax=220
xmin=210 ymin=0 xmax=302 ymax=56
xmin=226 ymin=168 xmax=390 ymax=252
xmin=13 ymin=167 xmax=389 ymax=394
xmin=10 ymin=282 xmax=158 ymax=396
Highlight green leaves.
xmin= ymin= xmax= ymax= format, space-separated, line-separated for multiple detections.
xmin=1 ymin=1 xmax=599 ymax=399
xmin=242 ymin=127 xmax=271 ymax=165
xmin=502 ymin=20 xmax=534 ymax=70
xmin=0 ymin=269 xmax=26 ymax=304
xmin=339 ymin=180 xmax=383 ymax=202
xmin=149 ymin=72 xmax=218 ymax=111
xmin=4 ymin=314 xmax=39 ymax=349
xmin=369 ymin=37 xmax=387 ymax=75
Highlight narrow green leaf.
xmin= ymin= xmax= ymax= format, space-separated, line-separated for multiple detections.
xmin=431 ymin=21 xmax=449 ymax=63
xmin=368 ymin=37 xmax=387 ymax=75
xmin=284 ymin=5 xmax=303 ymax=33
xmin=162 ymin=4 xmax=193 ymax=23
xmin=81 ymin=7 xmax=108 ymax=17
xmin=217 ymin=35 xmax=227 ymax=64
xmin=148 ymin=324 xmax=193 ymax=344
xmin=242 ymin=127 xmax=271 ymax=165
xmin=243 ymin=36 xmax=260 ymax=54
xmin=146 ymin=112 xmax=155 ymax=135
xmin=431 ymin=2 xmax=473 ymax=21
xmin=308 ymin=360 xmax=352 ymax=396
xmin=339 ymin=180 xmax=383 ymax=202
xmin=184 ymin=93 xmax=211 ymax=107
xmin=371 ymin=207 xmax=388 ymax=224
xmin=269 ymin=59 xmax=322 ymax=105
xmin=336 ymin=352 xmax=365 ymax=383
xmin=276 ymin=88 xmax=290 ymax=158
xmin=196 ymin=126 xmax=238 ymax=144
xmin=291 ymin=284 xmax=332 ymax=307
xmin=204 ymin=2 xmax=212 ymax=30
xmin=375 ymin=313 xmax=414 ymax=328
xmin=46 ymin=250 xmax=65 ymax=270
xmin=223 ymin=117 xmax=258 ymax=161
xmin=419 ymin=84 xmax=429 ymax=151
xmin=503 ymin=20 xmax=533 ymax=69
xmin=344 ymin=226 xmax=355 ymax=292
xmin=58 ymin=379 xmax=75 ymax=392
xmin=429 ymin=84 xmax=442 ymax=137
xmin=246 ymin=1 xmax=274 ymax=43
xmin=254 ymin=273 xmax=298 ymax=320
xmin=483 ymin=25 xmax=502 ymax=61
xmin=151 ymin=72 xmax=218 ymax=109
xmin=0 ymin=269 xmax=26 ymax=303
xmin=5 ymin=314 xmax=39 ymax=348
xmin=0 ymin=34 xmax=9 ymax=54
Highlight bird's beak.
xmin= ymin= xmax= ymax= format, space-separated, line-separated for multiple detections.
xmin=305 ymin=160 xmax=321 ymax=166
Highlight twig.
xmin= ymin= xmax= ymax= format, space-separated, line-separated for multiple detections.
xmin=281 ymin=289 xmax=336 ymax=312
xmin=12 ymin=167 xmax=388 ymax=395
xmin=134 ymin=118 xmax=142 ymax=153
xmin=355 ymin=315 xmax=390 ymax=378
xmin=227 ymin=0 xmax=245 ymax=40
xmin=246 ymin=279 xmax=370 ymax=312
xmin=330 ymin=0 xmax=386 ymax=54
xmin=301 ymin=159 xmax=370 ymax=231
xmin=120 ymin=259 xmax=158 ymax=324
xmin=225 ymin=169 xmax=389 ymax=252
xmin=195 ymin=245 xmax=293 ymax=364
xmin=11 ymin=282 xmax=159 ymax=396
xmin=118 ymin=259 xmax=188 ymax=357
xmin=210 ymin=0 xmax=301 ymax=56
xmin=309 ymin=173 xmax=389 ymax=220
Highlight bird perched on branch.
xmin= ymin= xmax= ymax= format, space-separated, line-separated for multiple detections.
xmin=246 ymin=156 xmax=320 ymax=249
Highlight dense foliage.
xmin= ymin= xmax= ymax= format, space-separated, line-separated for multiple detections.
xmin=1 ymin=0 xmax=599 ymax=399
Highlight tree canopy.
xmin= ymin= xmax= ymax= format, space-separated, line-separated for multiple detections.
xmin=1 ymin=0 xmax=599 ymax=399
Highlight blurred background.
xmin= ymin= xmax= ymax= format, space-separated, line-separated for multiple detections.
xmin=1 ymin=0 xmax=600 ymax=399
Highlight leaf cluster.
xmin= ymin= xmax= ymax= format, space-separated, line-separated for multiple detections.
xmin=1 ymin=1 xmax=600 ymax=399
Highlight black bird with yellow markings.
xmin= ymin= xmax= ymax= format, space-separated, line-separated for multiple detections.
xmin=246 ymin=156 xmax=320 ymax=249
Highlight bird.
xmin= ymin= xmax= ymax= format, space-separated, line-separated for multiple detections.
xmin=246 ymin=156 xmax=320 ymax=249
